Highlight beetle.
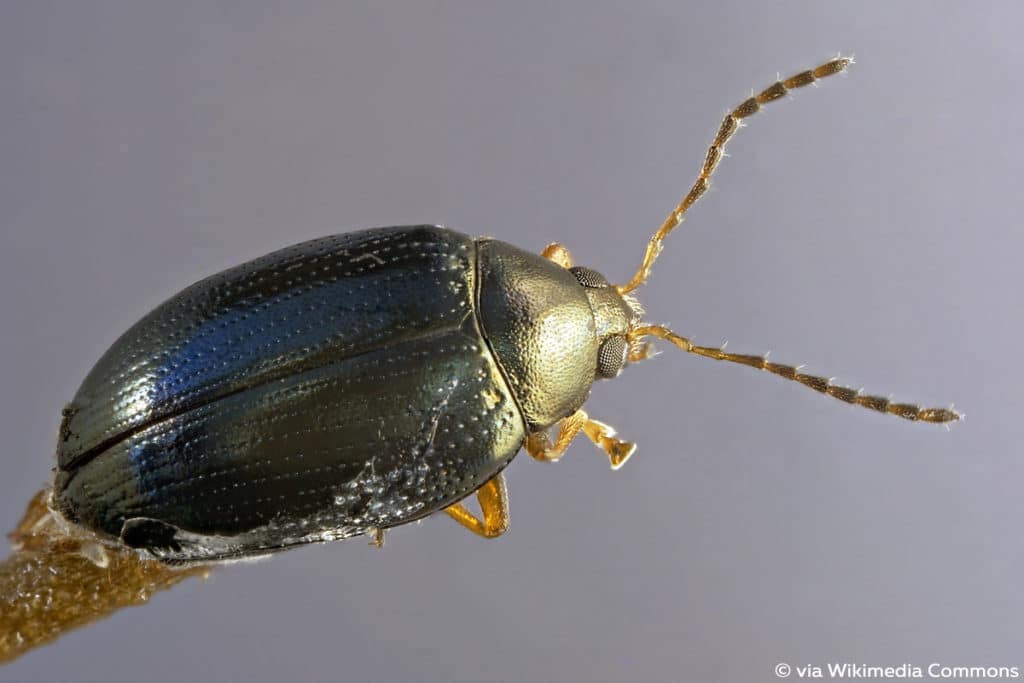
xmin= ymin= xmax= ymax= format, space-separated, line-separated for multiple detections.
xmin=52 ymin=56 xmax=958 ymax=563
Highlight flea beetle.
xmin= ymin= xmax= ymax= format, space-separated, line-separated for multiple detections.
xmin=52 ymin=56 xmax=958 ymax=563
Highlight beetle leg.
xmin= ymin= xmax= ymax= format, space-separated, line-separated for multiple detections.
xmin=540 ymin=242 xmax=573 ymax=269
xmin=581 ymin=417 xmax=637 ymax=470
xmin=525 ymin=410 xmax=637 ymax=469
xmin=444 ymin=472 xmax=510 ymax=539
xmin=524 ymin=410 xmax=588 ymax=462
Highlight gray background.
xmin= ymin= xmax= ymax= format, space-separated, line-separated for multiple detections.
xmin=1 ymin=2 xmax=1017 ymax=682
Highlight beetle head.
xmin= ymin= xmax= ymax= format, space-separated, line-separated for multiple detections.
xmin=569 ymin=266 xmax=647 ymax=380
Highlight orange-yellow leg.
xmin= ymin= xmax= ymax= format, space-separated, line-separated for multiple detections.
xmin=444 ymin=473 xmax=510 ymax=538
xmin=525 ymin=409 xmax=637 ymax=470
xmin=541 ymin=242 xmax=573 ymax=269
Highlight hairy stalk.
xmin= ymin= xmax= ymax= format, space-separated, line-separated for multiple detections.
xmin=0 ymin=490 xmax=206 ymax=664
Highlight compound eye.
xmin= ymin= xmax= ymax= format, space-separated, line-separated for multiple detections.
xmin=596 ymin=335 xmax=628 ymax=379
xmin=569 ymin=266 xmax=610 ymax=289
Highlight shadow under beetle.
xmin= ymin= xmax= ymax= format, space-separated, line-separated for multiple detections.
xmin=52 ymin=56 xmax=959 ymax=563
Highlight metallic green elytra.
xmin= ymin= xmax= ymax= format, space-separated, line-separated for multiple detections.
xmin=54 ymin=226 xmax=640 ymax=562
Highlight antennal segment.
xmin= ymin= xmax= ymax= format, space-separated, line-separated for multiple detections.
xmin=617 ymin=56 xmax=853 ymax=295
xmin=629 ymin=325 xmax=960 ymax=424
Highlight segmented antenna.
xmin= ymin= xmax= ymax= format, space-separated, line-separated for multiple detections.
xmin=630 ymin=325 xmax=961 ymax=423
xmin=618 ymin=56 xmax=853 ymax=294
